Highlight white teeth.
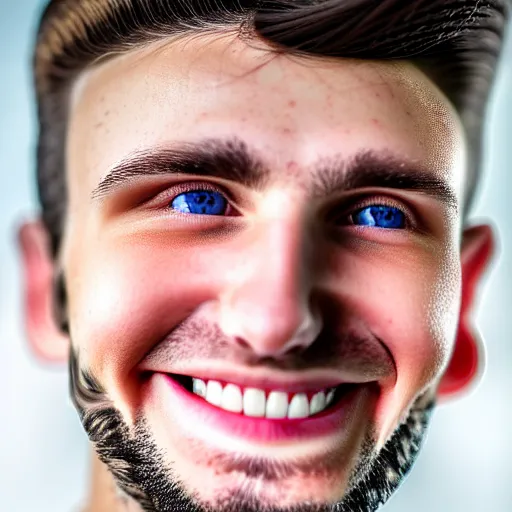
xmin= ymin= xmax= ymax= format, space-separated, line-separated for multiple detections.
xmin=221 ymin=383 xmax=243 ymax=413
xmin=326 ymin=388 xmax=336 ymax=405
xmin=192 ymin=378 xmax=206 ymax=398
xmin=243 ymin=388 xmax=266 ymax=417
xmin=287 ymin=393 xmax=310 ymax=419
xmin=309 ymin=391 xmax=326 ymax=415
xmin=265 ymin=391 xmax=289 ymax=419
xmin=190 ymin=379 xmax=341 ymax=418
xmin=205 ymin=380 xmax=223 ymax=406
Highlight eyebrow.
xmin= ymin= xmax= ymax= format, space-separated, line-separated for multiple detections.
xmin=91 ymin=136 xmax=459 ymax=212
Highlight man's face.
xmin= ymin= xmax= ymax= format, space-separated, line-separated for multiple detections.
xmin=45 ymin=32 xmax=474 ymax=510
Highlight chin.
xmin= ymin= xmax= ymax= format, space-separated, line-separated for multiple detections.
xmin=178 ymin=471 xmax=349 ymax=511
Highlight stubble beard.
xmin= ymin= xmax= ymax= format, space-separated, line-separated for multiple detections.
xmin=69 ymin=347 xmax=436 ymax=512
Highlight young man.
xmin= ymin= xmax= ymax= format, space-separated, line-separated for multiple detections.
xmin=18 ymin=0 xmax=509 ymax=511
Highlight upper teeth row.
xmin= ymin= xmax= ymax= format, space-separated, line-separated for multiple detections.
xmin=192 ymin=378 xmax=337 ymax=419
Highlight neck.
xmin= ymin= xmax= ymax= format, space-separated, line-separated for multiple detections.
xmin=83 ymin=448 xmax=142 ymax=512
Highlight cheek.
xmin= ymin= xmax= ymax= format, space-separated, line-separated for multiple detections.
xmin=368 ymin=245 xmax=461 ymax=444
xmin=425 ymin=246 xmax=462 ymax=378
xmin=384 ymin=253 xmax=460 ymax=386
xmin=67 ymin=239 xmax=219 ymax=393
xmin=347 ymin=241 xmax=461 ymax=390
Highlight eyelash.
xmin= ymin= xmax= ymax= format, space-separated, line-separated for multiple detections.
xmin=151 ymin=180 xmax=416 ymax=229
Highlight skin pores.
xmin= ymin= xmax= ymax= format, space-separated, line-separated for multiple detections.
xmin=61 ymin=32 xmax=466 ymax=509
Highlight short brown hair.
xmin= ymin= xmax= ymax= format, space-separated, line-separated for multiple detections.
xmin=33 ymin=0 xmax=510 ymax=258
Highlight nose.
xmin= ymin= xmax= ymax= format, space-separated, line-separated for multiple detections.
xmin=217 ymin=215 xmax=323 ymax=359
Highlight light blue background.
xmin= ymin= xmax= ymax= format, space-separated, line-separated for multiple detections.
xmin=1 ymin=1 xmax=511 ymax=511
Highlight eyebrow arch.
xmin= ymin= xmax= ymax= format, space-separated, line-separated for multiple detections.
xmin=91 ymin=136 xmax=459 ymax=212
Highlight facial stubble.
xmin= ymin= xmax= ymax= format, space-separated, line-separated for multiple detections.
xmin=69 ymin=346 xmax=435 ymax=512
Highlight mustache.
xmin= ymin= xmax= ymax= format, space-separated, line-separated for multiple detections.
xmin=142 ymin=316 xmax=395 ymax=379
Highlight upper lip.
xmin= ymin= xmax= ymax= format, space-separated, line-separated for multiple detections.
xmin=154 ymin=367 xmax=372 ymax=394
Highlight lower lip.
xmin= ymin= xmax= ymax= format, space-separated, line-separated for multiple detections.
xmin=153 ymin=373 xmax=364 ymax=443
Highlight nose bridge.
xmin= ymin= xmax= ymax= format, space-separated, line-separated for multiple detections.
xmin=218 ymin=214 xmax=322 ymax=358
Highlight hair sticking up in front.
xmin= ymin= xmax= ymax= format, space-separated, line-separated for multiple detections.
xmin=34 ymin=0 xmax=510 ymax=259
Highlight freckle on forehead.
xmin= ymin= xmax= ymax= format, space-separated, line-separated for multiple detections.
xmin=283 ymin=161 xmax=306 ymax=186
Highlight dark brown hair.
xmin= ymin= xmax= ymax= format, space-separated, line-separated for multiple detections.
xmin=33 ymin=0 xmax=510 ymax=259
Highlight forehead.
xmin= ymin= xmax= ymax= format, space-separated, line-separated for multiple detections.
xmin=67 ymin=32 xmax=465 ymax=199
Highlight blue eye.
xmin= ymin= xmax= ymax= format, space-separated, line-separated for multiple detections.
xmin=350 ymin=205 xmax=406 ymax=229
xmin=168 ymin=188 xmax=407 ymax=230
xmin=170 ymin=189 xmax=228 ymax=215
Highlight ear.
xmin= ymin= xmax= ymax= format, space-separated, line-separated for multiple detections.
xmin=437 ymin=223 xmax=496 ymax=402
xmin=17 ymin=219 xmax=69 ymax=363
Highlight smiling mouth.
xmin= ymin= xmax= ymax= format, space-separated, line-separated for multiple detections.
xmin=169 ymin=373 xmax=359 ymax=420
xmin=145 ymin=371 xmax=368 ymax=444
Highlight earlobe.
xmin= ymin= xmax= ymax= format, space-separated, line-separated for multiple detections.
xmin=17 ymin=219 xmax=69 ymax=363
xmin=437 ymin=223 xmax=496 ymax=402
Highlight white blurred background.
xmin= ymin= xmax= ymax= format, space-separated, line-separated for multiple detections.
xmin=1 ymin=1 xmax=511 ymax=510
